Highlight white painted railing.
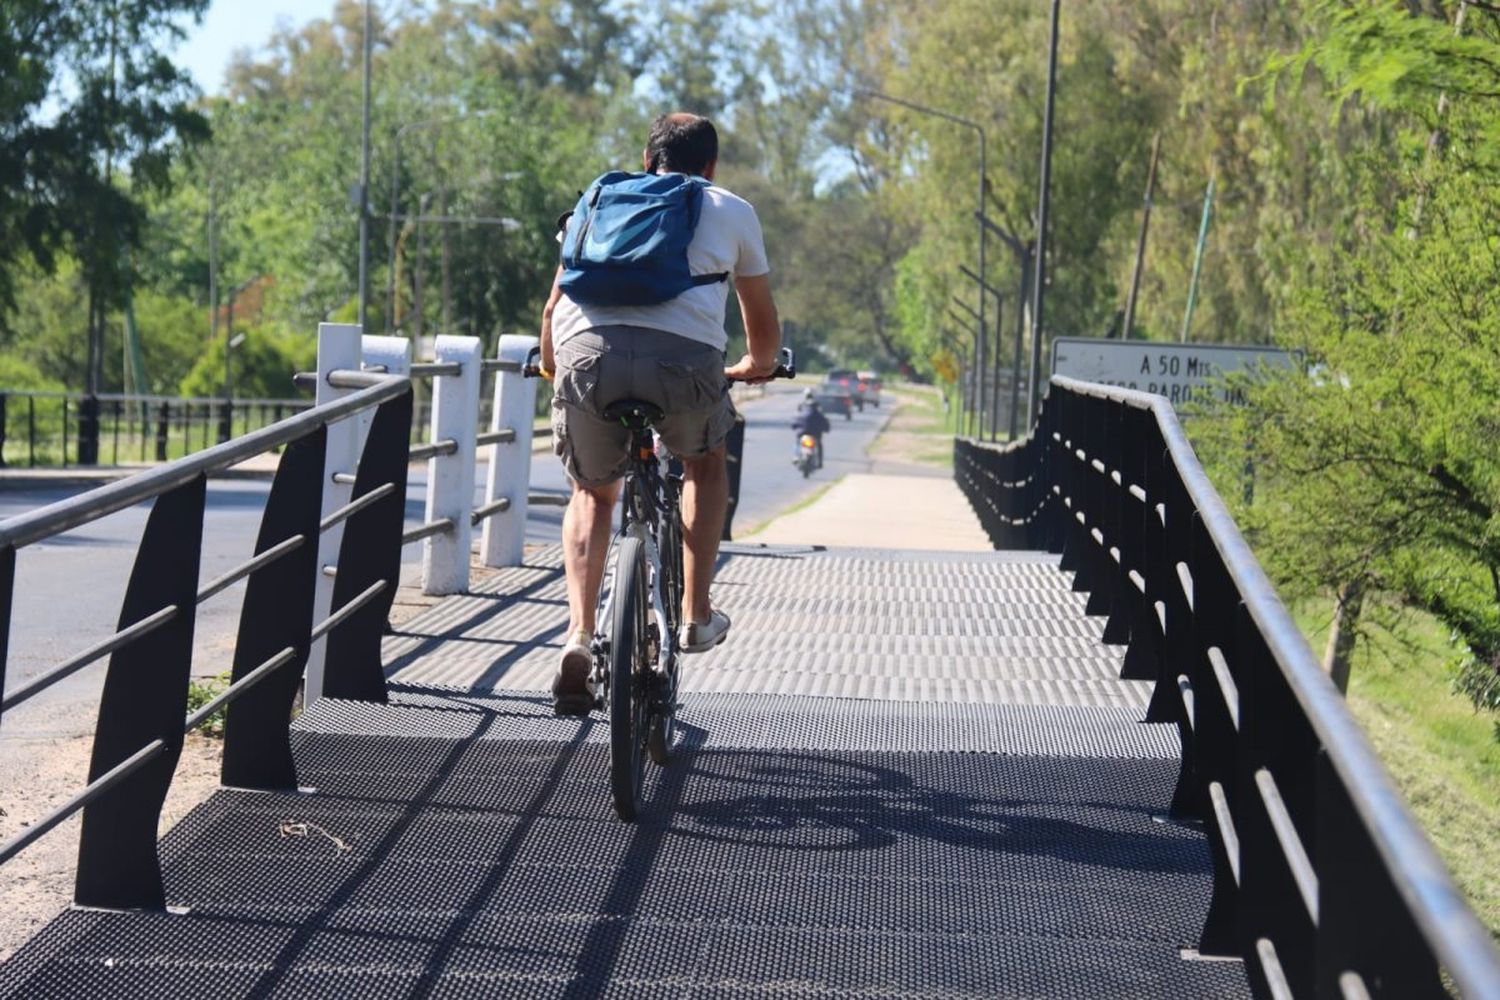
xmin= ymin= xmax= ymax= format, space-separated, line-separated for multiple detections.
xmin=303 ymin=322 xmax=539 ymax=699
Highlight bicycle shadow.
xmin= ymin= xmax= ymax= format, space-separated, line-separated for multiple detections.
xmin=664 ymin=745 xmax=1203 ymax=877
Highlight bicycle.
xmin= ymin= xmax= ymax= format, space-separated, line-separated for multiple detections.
xmin=526 ymin=345 xmax=795 ymax=820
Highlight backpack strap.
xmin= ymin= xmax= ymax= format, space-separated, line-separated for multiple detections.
xmin=691 ymin=272 xmax=730 ymax=287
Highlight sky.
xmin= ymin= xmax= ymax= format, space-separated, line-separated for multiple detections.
xmin=178 ymin=1 xmax=338 ymax=95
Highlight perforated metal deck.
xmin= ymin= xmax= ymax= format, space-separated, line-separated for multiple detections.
xmin=0 ymin=545 xmax=1249 ymax=998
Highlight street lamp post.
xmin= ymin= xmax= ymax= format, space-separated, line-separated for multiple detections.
xmin=947 ymin=308 xmax=983 ymax=438
xmin=960 ymin=263 xmax=1008 ymax=440
xmin=951 ymin=296 xmax=986 ymax=437
xmin=1029 ymin=0 xmax=1062 ymax=427
xmin=855 ymin=89 xmax=987 ymax=441
xmin=357 ymin=0 xmax=373 ymax=331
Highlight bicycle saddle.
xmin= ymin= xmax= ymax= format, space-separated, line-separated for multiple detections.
xmin=601 ymin=399 xmax=665 ymax=430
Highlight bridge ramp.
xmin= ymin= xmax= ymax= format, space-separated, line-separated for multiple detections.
xmin=0 ymin=544 xmax=1249 ymax=998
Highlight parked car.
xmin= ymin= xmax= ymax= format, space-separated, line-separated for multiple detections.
xmin=825 ymin=368 xmax=864 ymax=412
xmin=857 ymin=370 xmax=882 ymax=408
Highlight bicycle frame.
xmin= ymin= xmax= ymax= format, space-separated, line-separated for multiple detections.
xmin=592 ymin=429 xmax=680 ymax=677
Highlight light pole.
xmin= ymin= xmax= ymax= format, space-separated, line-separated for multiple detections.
xmin=855 ymin=89 xmax=988 ymax=440
xmin=959 ymin=263 xmax=1009 ymax=440
xmin=357 ymin=0 xmax=374 ymax=330
xmin=975 ymin=213 xmax=1035 ymax=440
xmin=947 ymin=307 xmax=983 ymax=438
xmin=1029 ymin=0 xmax=1062 ymax=427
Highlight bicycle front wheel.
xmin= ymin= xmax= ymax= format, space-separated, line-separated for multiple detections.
xmin=608 ymin=535 xmax=651 ymax=821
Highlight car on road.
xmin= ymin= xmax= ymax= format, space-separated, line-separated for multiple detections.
xmin=857 ymin=371 xmax=882 ymax=408
xmin=815 ymin=381 xmax=853 ymax=419
xmin=825 ymin=368 xmax=864 ymax=413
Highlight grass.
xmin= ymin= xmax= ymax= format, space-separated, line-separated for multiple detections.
xmin=1294 ymin=601 xmax=1500 ymax=941
xmin=185 ymin=672 xmax=231 ymax=738
xmin=863 ymin=382 xmax=971 ymax=470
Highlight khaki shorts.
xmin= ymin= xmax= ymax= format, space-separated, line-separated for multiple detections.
xmin=551 ymin=326 xmax=737 ymax=486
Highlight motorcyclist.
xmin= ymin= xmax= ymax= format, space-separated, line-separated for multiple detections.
xmin=791 ymin=388 xmax=831 ymax=469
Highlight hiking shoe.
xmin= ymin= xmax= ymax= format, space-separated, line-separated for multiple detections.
xmin=679 ymin=609 xmax=731 ymax=653
xmin=552 ymin=629 xmax=596 ymax=716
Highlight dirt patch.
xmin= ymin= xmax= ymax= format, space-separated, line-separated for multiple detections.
xmin=0 ymin=562 xmax=500 ymax=961
xmin=867 ymin=385 xmax=958 ymax=472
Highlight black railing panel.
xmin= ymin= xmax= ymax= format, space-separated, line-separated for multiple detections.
xmin=221 ymin=426 xmax=327 ymax=791
xmin=75 ymin=475 xmax=206 ymax=910
xmin=322 ymin=389 xmax=413 ymax=702
xmin=954 ymin=376 xmax=1500 ymax=1000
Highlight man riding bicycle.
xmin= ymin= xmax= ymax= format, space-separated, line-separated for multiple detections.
xmin=539 ymin=112 xmax=783 ymax=715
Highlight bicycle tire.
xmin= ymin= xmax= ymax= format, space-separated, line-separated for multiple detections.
xmin=609 ymin=535 xmax=650 ymax=821
xmin=648 ymin=510 xmax=684 ymax=765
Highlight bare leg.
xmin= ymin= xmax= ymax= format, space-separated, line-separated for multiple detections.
xmin=679 ymin=445 xmax=728 ymax=624
xmin=562 ymin=478 xmax=620 ymax=635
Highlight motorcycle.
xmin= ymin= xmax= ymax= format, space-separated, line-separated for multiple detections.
xmin=793 ymin=433 xmax=819 ymax=478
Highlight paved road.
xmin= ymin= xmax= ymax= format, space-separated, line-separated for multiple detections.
xmin=0 ymin=383 xmax=887 ymax=737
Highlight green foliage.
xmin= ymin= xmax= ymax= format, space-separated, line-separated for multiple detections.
xmin=177 ymin=323 xmax=314 ymax=400
xmin=185 ymin=672 xmax=229 ymax=738
xmin=1190 ymin=1 xmax=1500 ymax=723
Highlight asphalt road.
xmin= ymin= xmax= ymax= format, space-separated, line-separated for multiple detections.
xmin=0 ymin=382 xmax=887 ymax=737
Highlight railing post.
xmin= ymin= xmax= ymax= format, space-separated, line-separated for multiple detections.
xmin=423 ymin=334 xmax=482 ymax=594
xmin=306 ymin=323 xmax=363 ymax=703
xmin=481 ymin=334 xmax=539 ymax=568
xmin=154 ymin=402 xmax=170 ymax=462
xmin=77 ymin=394 xmax=100 ymax=465
xmin=306 ymin=329 xmax=411 ymax=704
xmin=75 ymin=475 xmax=205 ymax=910
xmin=323 ymin=390 xmax=413 ymax=701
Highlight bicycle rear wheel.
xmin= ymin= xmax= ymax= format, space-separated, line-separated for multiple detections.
xmin=608 ymin=535 xmax=651 ymax=821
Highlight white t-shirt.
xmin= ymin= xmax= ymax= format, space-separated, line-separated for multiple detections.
xmin=551 ymin=181 xmax=770 ymax=352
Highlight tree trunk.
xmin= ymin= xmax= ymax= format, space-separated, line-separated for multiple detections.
xmin=1323 ymin=578 xmax=1365 ymax=695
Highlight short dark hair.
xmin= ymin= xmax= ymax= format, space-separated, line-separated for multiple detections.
xmin=645 ymin=113 xmax=718 ymax=175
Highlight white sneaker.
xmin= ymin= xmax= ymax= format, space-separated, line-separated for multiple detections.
xmin=679 ymin=609 xmax=731 ymax=653
xmin=552 ymin=629 xmax=595 ymax=715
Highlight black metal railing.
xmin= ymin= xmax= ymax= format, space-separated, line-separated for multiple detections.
xmin=955 ymin=376 xmax=1500 ymax=1000
xmin=0 ymin=390 xmax=312 ymax=469
xmin=0 ymin=371 xmax=412 ymax=910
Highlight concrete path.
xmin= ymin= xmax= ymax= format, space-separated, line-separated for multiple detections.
xmin=744 ymin=471 xmax=991 ymax=551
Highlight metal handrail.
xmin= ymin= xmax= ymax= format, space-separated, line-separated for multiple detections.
xmin=408 ymin=438 xmax=458 ymax=462
xmin=401 ymin=518 xmax=454 ymax=545
xmin=319 ymin=483 xmax=396 ymax=533
xmin=0 ymin=374 xmax=408 ymax=551
xmin=183 ymin=647 xmax=298 ymax=733
xmin=476 ymin=428 xmax=516 ymax=447
xmin=196 ymin=536 xmax=307 ymax=605
xmin=410 ymin=361 xmax=462 ymax=379
xmin=0 ymin=605 xmax=179 ymax=713
xmin=0 ymin=739 xmax=168 ymax=867
xmin=1046 ymin=374 xmax=1500 ymax=995
xmin=471 ymin=496 xmax=511 ymax=525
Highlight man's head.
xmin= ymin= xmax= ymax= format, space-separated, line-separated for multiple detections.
xmin=644 ymin=112 xmax=718 ymax=179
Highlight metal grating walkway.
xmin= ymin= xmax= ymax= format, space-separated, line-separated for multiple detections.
xmin=0 ymin=545 xmax=1249 ymax=998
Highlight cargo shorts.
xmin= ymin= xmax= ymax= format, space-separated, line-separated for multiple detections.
xmin=551 ymin=326 xmax=738 ymax=487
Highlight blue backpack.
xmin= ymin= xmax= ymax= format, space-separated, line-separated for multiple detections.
xmin=559 ymin=171 xmax=728 ymax=306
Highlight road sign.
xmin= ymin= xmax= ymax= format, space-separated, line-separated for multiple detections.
xmin=1051 ymin=337 xmax=1293 ymax=406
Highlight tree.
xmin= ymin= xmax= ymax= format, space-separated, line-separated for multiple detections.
xmin=0 ymin=1 xmax=208 ymax=407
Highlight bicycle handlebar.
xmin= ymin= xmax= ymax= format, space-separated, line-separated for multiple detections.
xmin=522 ymin=345 xmax=797 ymax=382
